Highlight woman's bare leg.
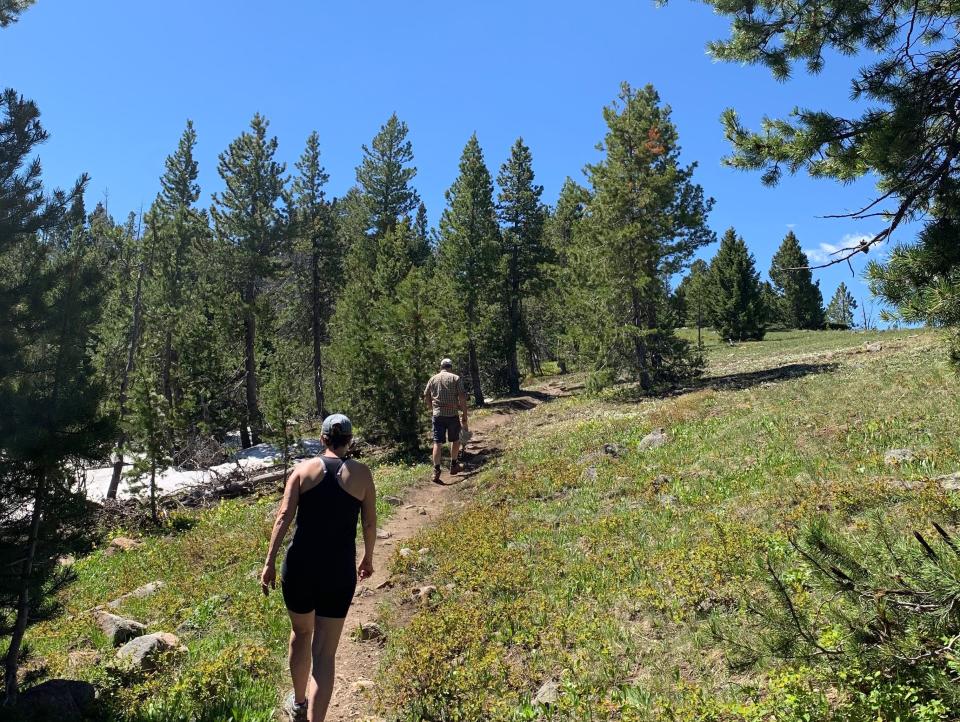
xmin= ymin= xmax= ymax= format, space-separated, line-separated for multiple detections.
xmin=288 ymin=610 xmax=315 ymax=704
xmin=308 ymin=615 xmax=347 ymax=721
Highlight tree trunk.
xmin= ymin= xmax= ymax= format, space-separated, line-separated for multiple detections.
xmin=631 ymin=288 xmax=650 ymax=391
xmin=107 ymin=260 xmax=146 ymax=500
xmin=240 ymin=424 xmax=251 ymax=450
xmin=149 ymin=461 xmax=157 ymax=525
xmin=3 ymin=472 xmax=45 ymax=705
xmin=243 ymin=282 xmax=262 ymax=446
xmin=468 ymin=338 xmax=483 ymax=407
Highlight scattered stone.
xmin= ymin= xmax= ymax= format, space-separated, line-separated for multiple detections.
xmin=352 ymin=678 xmax=376 ymax=694
xmin=657 ymin=493 xmax=678 ymax=508
xmin=416 ymin=506 xmax=428 ymax=516
xmin=16 ymin=679 xmax=95 ymax=721
xmin=58 ymin=554 xmax=76 ymax=567
xmin=376 ymin=529 xmax=392 ymax=540
xmin=936 ymin=471 xmax=960 ymax=491
xmin=864 ymin=342 xmax=883 ymax=352
xmin=418 ymin=547 xmax=430 ymax=555
xmin=638 ymin=428 xmax=669 ymax=452
xmin=444 ymin=582 xmax=456 ymax=591
xmin=603 ymin=443 xmax=622 ymax=458
xmin=884 ymin=448 xmax=916 ymax=465
xmin=411 ymin=585 xmax=437 ymax=605
xmin=94 ymin=610 xmax=146 ymax=646
xmin=106 ymin=536 xmax=142 ymax=555
xmin=66 ymin=650 xmax=101 ymax=670
xmin=398 ymin=547 xmax=414 ymax=558
xmin=651 ymin=475 xmax=671 ymax=492
xmin=534 ymin=680 xmax=561 ymax=706
xmin=115 ymin=632 xmax=185 ymax=671
xmin=356 ymin=622 xmax=386 ymax=642
xmin=582 ymin=466 xmax=598 ymax=482
xmin=107 ymin=580 xmax=165 ymax=609
xmin=384 ymin=495 xmax=402 ymax=506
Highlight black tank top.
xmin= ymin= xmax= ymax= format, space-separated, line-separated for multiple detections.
xmin=284 ymin=456 xmax=362 ymax=574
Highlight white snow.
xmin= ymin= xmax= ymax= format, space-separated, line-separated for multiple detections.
xmin=83 ymin=438 xmax=325 ymax=502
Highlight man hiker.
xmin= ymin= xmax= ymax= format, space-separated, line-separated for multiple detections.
xmin=424 ymin=358 xmax=469 ymax=483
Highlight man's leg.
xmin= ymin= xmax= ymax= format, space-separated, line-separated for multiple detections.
xmin=288 ymin=610 xmax=314 ymax=706
xmin=308 ymin=615 xmax=347 ymax=721
xmin=432 ymin=442 xmax=443 ymax=468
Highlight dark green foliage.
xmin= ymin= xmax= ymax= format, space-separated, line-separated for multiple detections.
xmin=770 ymin=231 xmax=825 ymax=329
xmin=825 ymin=281 xmax=858 ymax=328
xmin=676 ymin=258 xmax=711 ymax=346
xmin=356 ymin=114 xmax=420 ymax=239
xmin=582 ymin=83 xmax=713 ymax=390
xmin=497 ymin=138 xmax=549 ymax=390
xmin=211 ymin=114 xmax=288 ymax=446
xmin=437 ymin=134 xmax=501 ymax=404
xmin=708 ymin=228 xmax=767 ymax=341
xmin=0 ymin=1 xmax=35 ymax=27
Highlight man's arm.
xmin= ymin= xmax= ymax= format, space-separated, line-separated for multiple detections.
xmin=423 ymin=380 xmax=433 ymax=412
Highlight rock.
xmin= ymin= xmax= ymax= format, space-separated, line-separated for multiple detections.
xmin=651 ymin=475 xmax=671 ymax=492
xmin=864 ymin=342 xmax=883 ymax=352
xmin=534 ymin=680 xmax=561 ymax=705
xmin=418 ymin=547 xmax=430 ymax=555
xmin=582 ymin=466 xmax=598 ymax=482
xmin=106 ymin=580 xmax=165 ymax=609
xmin=16 ymin=679 xmax=95 ymax=721
xmin=384 ymin=495 xmax=402 ymax=506
xmin=106 ymin=536 xmax=142 ymax=555
xmin=416 ymin=506 xmax=428 ymax=516
xmin=399 ymin=547 xmax=414 ymax=558
xmin=884 ymin=448 xmax=916 ymax=465
xmin=352 ymin=678 xmax=376 ymax=694
xmin=356 ymin=622 xmax=386 ymax=642
xmin=937 ymin=472 xmax=960 ymax=491
xmin=638 ymin=428 xmax=669 ymax=451
xmin=115 ymin=632 xmax=185 ymax=671
xmin=94 ymin=610 xmax=146 ymax=646
xmin=657 ymin=493 xmax=678 ymax=508
xmin=603 ymin=443 xmax=622 ymax=458
xmin=376 ymin=529 xmax=392 ymax=540
xmin=411 ymin=585 xmax=437 ymax=605
xmin=58 ymin=554 xmax=76 ymax=567
xmin=66 ymin=650 xmax=101 ymax=670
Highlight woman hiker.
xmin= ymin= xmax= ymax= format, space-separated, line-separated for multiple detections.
xmin=260 ymin=413 xmax=377 ymax=722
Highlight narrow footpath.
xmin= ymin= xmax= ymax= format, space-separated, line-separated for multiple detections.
xmin=324 ymin=380 xmax=572 ymax=722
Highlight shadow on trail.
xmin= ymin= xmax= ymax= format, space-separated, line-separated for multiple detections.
xmin=695 ymin=362 xmax=839 ymax=392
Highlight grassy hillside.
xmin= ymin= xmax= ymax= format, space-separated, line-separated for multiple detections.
xmin=17 ymin=328 xmax=960 ymax=721
xmin=377 ymin=329 xmax=960 ymax=720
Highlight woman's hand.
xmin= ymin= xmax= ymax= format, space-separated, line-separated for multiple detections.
xmin=358 ymin=554 xmax=374 ymax=581
xmin=260 ymin=562 xmax=276 ymax=596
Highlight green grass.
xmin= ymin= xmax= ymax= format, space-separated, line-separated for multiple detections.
xmin=21 ymin=459 xmax=427 ymax=721
xmin=375 ymin=328 xmax=960 ymax=720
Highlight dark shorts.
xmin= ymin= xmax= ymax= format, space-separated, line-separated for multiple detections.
xmin=432 ymin=414 xmax=461 ymax=444
xmin=281 ymin=562 xmax=356 ymax=618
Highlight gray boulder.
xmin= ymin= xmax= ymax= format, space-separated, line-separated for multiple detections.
xmin=115 ymin=631 xmax=186 ymax=670
xmin=17 ymin=679 xmax=95 ymax=721
xmin=638 ymin=428 xmax=669 ymax=451
xmin=534 ymin=680 xmax=560 ymax=705
xmin=95 ymin=610 xmax=146 ymax=646
xmin=106 ymin=580 xmax=164 ymax=609
xmin=884 ymin=448 xmax=915 ymax=465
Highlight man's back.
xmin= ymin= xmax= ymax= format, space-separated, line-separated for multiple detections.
xmin=425 ymin=370 xmax=464 ymax=417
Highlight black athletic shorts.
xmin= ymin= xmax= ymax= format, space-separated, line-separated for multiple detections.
xmin=281 ymin=561 xmax=356 ymax=618
xmin=432 ymin=414 xmax=461 ymax=443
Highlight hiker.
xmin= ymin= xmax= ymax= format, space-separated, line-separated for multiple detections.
xmin=260 ymin=414 xmax=377 ymax=722
xmin=424 ymin=357 xmax=469 ymax=482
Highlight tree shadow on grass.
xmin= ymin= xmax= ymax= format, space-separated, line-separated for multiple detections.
xmin=693 ymin=362 xmax=840 ymax=392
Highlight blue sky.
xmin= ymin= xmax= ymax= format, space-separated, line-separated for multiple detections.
xmin=2 ymin=0 xmax=898 ymax=316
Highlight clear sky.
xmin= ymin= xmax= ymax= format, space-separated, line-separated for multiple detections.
xmin=2 ymin=0 xmax=898 ymax=317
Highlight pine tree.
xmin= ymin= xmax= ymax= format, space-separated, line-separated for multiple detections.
xmin=708 ymin=228 xmax=767 ymax=341
xmin=770 ymin=231 xmax=825 ymax=329
xmin=356 ymin=113 xmax=420 ymax=239
xmin=126 ymin=370 xmax=171 ymax=524
xmin=289 ymin=131 xmax=338 ymax=418
xmin=211 ymin=114 xmax=288 ymax=447
xmin=496 ymin=138 xmax=549 ymax=391
xmin=676 ymin=258 xmax=711 ymax=347
xmin=825 ymin=282 xmax=858 ymax=328
xmin=0 ymin=1 xmax=35 ymax=27
xmin=583 ymin=83 xmax=714 ymax=390
xmin=411 ymin=200 xmax=432 ymax=266
xmin=0 ymin=108 xmax=112 ymax=699
xmin=437 ymin=134 xmax=501 ymax=405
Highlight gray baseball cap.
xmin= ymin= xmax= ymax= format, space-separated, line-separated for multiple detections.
xmin=441 ymin=357 xmax=453 ymax=368
xmin=321 ymin=413 xmax=353 ymax=436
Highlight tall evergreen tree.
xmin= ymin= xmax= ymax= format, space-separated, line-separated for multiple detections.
xmin=289 ymin=131 xmax=338 ymax=418
xmin=0 ymin=107 xmax=112 ymax=699
xmin=583 ymin=83 xmax=714 ymax=390
xmin=496 ymin=138 xmax=549 ymax=392
xmin=356 ymin=113 xmax=420 ymax=239
xmin=0 ymin=0 xmax=35 ymax=27
xmin=437 ymin=134 xmax=501 ymax=405
xmin=708 ymin=228 xmax=767 ymax=341
xmin=770 ymin=231 xmax=825 ymax=329
xmin=825 ymin=282 xmax=858 ymax=328
xmin=211 ymin=114 xmax=288 ymax=447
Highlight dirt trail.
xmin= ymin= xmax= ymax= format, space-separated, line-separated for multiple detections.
xmin=325 ymin=381 xmax=571 ymax=722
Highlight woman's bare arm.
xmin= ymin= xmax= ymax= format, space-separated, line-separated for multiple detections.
xmin=357 ymin=464 xmax=377 ymax=580
xmin=261 ymin=467 xmax=300 ymax=593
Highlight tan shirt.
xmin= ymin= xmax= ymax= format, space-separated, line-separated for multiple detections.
xmin=424 ymin=371 xmax=466 ymax=417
